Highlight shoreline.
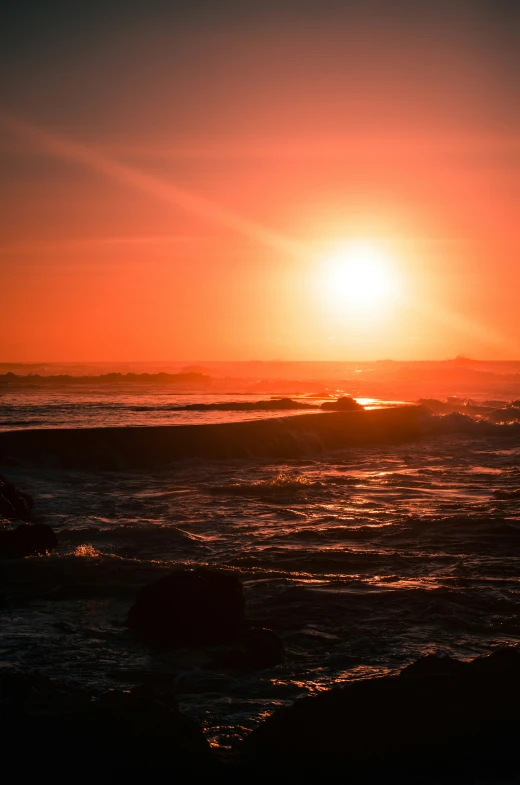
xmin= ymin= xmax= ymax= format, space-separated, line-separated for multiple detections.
xmin=2 ymin=648 xmax=519 ymax=783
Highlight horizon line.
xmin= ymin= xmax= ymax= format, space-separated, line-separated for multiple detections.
xmin=3 ymin=356 xmax=520 ymax=366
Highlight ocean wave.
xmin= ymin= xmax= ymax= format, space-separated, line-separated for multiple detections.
xmin=494 ymin=488 xmax=520 ymax=498
xmin=209 ymin=472 xmax=326 ymax=498
xmin=2 ymin=406 xmax=520 ymax=470
xmin=0 ymin=408 xmax=425 ymax=469
xmin=420 ymin=398 xmax=520 ymax=425
xmin=428 ymin=411 xmax=520 ymax=438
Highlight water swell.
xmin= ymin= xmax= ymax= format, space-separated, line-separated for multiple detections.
xmin=0 ymin=407 xmax=425 ymax=469
xmin=209 ymin=472 xmax=326 ymax=499
xmin=1 ymin=406 xmax=519 ymax=470
xmin=427 ymin=411 xmax=520 ymax=437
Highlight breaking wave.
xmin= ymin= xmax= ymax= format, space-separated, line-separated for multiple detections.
xmin=2 ymin=406 xmax=520 ymax=470
xmin=0 ymin=408 xmax=421 ymax=468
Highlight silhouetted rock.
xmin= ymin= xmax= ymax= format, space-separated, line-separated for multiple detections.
xmin=0 ymin=474 xmax=33 ymax=521
xmin=264 ymin=397 xmax=310 ymax=410
xmin=129 ymin=570 xmax=285 ymax=668
xmin=0 ymin=523 xmax=58 ymax=558
xmin=399 ymin=652 xmax=467 ymax=678
xmin=242 ymin=647 xmax=520 ymax=783
xmin=209 ymin=627 xmax=285 ymax=670
xmin=128 ymin=567 xmax=246 ymax=646
xmin=183 ymin=397 xmax=313 ymax=411
xmin=320 ymin=396 xmax=363 ymax=411
xmin=0 ymin=494 xmax=15 ymax=520
xmin=0 ymin=672 xmax=216 ymax=780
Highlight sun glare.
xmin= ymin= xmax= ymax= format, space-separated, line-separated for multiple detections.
xmin=319 ymin=241 xmax=400 ymax=315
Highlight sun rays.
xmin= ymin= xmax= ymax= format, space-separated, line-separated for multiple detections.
xmin=0 ymin=109 xmax=513 ymax=358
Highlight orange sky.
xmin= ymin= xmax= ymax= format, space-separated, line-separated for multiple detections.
xmin=1 ymin=1 xmax=518 ymax=362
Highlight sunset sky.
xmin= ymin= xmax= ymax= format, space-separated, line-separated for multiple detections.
xmin=1 ymin=0 xmax=518 ymax=362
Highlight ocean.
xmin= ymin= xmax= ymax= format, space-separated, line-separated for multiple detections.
xmin=1 ymin=361 xmax=520 ymax=750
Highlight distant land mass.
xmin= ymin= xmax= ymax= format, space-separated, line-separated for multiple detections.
xmin=2 ymin=359 xmax=520 ymax=401
xmin=0 ymin=372 xmax=212 ymax=387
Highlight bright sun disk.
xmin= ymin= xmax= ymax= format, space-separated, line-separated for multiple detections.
xmin=319 ymin=241 xmax=399 ymax=314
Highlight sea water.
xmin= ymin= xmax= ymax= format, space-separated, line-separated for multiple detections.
xmin=1 ymin=366 xmax=520 ymax=748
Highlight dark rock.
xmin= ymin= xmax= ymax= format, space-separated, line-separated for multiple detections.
xmin=0 ymin=474 xmax=33 ymax=521
xmin=209 ymin=627 xmax=285 ymax=670
xmin=263 ymin=397 xmax=310 ymax=410
xmin=0 ymin=672 xmax=216 ymax=780
xmin=0 ymin=493 xmax=16 ymax=520
xmin=468 ymin=645 xmax=520 ymax=677
xmin=0 ymin=523 xmax=58 ymax=558
xmin=184 ymin=397 xmax=313 ymax=411
xmin=129 ymin=570 xmax=285 ymax=668
xmin=399 ymin=653 xmax=467 ymax=678
xmin=128 ymin=567 xmax=245 ymax=646
xmin=242 ymin=647 xmax=520 ymax=783
xmin=321 ymin=396 xmax=363 ymax=411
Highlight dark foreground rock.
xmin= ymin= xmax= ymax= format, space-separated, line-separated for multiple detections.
xmin=129 ymin=568 xmax=284 ymax=669
xmin=128 ymin=567 xmax=246 ymax=646
xmin=241 ymin=647 xmax=520 ymax=783
xmin=0 ymin=672 xmax=216 ymax=782
xmin=0 ymin=475 xmax=56 ymax=557
xmin=321 ymin=396 xmax=363 ymax=411
xmin=3 ymin=651 xmax=519 ymax=783
xmin=0 ymin=522 xmax=58 ymax=558
xmin=0 ymin=474 xmax=33 ymax=521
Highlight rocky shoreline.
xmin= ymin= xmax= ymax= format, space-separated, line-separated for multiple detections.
xmin=2 ymin=649 xmax=519 ymax=783
xmin=2 ymin=475 xmax=520 ymax=783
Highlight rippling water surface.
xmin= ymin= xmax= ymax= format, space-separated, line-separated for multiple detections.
xmin=0 ymin=390 xmax=409 ymax=430
xmin=2 ymin=424 xmax=520 ymax=747
xmin=0 ymin=392 xmax=315 ymax=429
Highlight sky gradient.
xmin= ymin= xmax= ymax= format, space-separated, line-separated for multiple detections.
xmin=1 ymin=1 xmax=518 ymax=361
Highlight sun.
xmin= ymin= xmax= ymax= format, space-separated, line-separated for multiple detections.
xmin=318 ymin=240 xmax=400 ymax=314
